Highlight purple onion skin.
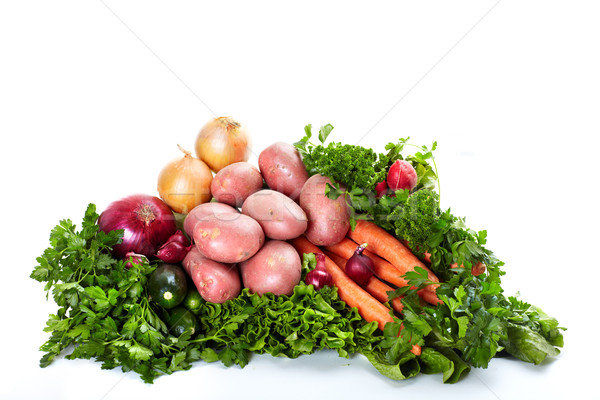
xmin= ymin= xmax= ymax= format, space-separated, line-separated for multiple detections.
xmin=156 ymin=231 xmax=191 ymax=263
xmin=314 ymin=253 xmax=327 ymax=271
xmin=305 ymin=269 xmax=333 ymax=291
xmin=345 ymin=244 xmax=374 ymax=287
xmin=124 ymin=251 xmax=148 ymax=269
xmin=98 ymin=194 xmax=177 ymax=259
xmin=166 ymin=230 xmax=190 ymax=247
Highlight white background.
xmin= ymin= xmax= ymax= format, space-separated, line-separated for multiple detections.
xmin=1 ymin=1 xmax=599 ymax=399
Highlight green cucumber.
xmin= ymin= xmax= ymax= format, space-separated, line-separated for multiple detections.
xmin=182 ymin=285 xmax=203 ymax=314
xmin=167 ymin=306 xmax=199 ymax=337
xmin=147 ymin=263 xmax=188 ymax=309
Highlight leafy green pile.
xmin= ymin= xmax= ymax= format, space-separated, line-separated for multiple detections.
xmin=31 ymin=207 xmax=412 ymax=382
xmin=294 ymin=123 xmax=565 ymax=374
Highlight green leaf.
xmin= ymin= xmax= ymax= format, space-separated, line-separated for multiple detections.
xmin=502 ymin=323 xmax=560 ymax=365
xmin=419 ymin=347 xmax=454 ymax=381
xmin=67 ymin=324 xmax=91 ymax=340
xmin=200 ymin=348 xmax=219 ymax=363
xmin=169 ymin=351 xmax=187 ymax=370
xmin=293 ymin=124 xmax=313 ymax=155
xmin=318 ymin=123 xmax=334 ymax=143
xmin=129 ymin=344 xmax=153 ymax=361
xmin=364 ymin=350 xmax=420 ymax=381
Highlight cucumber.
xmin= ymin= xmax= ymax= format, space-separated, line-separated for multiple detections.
xmin=147 ymin=263 xmax=188 ymax=309
xmin=167 ymin=306 xmax=199 ymax=337
xmin=182 ymin=286 xmax=203 ymax=314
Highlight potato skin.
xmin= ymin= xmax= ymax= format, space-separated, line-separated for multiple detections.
xmin=182 ymin=246 xmax=241 ymax=303
xmin=299 ymin=174 xmax=350 ymax=246
xmin=193 ymin=213 xmax=264 ymax=263
xmin=241 ymin=189 xmax=307 ymax=240
xmin=183 ymin=202 xmax=239 ymax=238
xmin=211 ymin=162 xmax=264 ymax=207
xmin=239 ymin=240 xmax=301 ymax=296
xmin=258 ymin=142 xmax=308 ymax=201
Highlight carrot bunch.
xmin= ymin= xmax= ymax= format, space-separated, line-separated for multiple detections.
xmin=290 ymin=220 xmax=444 ymax=357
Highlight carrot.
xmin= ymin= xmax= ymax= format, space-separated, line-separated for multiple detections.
xmin=289 ymin=237 xmax=393 ymax=331
xmin=451 ymin=261 xmax=486 ymax=276
xmin=347 ymin=220 xmax=442 ymax=305
xmin=323 ymin=250 xmax=404 ymax=314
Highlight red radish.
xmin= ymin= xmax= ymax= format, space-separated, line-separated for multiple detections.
xmin=387 ymin=160 xmax=417 ymax=191
xmin=374 ymin=180 xmax=388 ymax=197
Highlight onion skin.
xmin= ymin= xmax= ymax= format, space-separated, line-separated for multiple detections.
xmin=156 ymin=230 xmax=192 ymax=263
xmin=345 ymin=243 xmax=375 ymax=287
xmin=157 ymin=147 xmax=213 ymax=214
xmin=195 ymin=116 xmax=251 ymax=173
xmin=98 ymin=194 xmax=177 ymax=259
xmin=305 ymin=269 xmax=333 ymax=291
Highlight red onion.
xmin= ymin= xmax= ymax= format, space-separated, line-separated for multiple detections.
xmin=124 ymin=251 xmax=148 ymax=269
xmin=305 ymin=269 xmax=333 ymax=290
xmin=156 ymin=230 xmax=192 ymax=263
xmin=345 ymin=243 xmax=374 ymax=286
xmin=314 ymin=253 xmax=327 ymax=271
xmin=305 ymin=253 xmax=333 ymax=290
xmin=98 ymin=194 xmax=177 ymax=259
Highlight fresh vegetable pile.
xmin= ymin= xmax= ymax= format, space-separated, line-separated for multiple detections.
xmin=31 ymin=118 xmax=564 ymax=384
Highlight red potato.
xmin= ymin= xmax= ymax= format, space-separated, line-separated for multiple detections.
xmin=211 ymin=162 xmax=264 ymax=207
xmin=258 ymin=142 xmax=308 ymax=201
xmin=193 ymin=213 xmax=264 ymax=263
xmin=183 ymin=202 xmax=239 ymax=238
xmin=241 ymin=189 xmax=307 ymax=240
xmin=239 ymin=240 xmax=301 ymax=296
xmin=299 ymin=174 xmax=350 ymax=246
xmin=182 ymin=246 xmax=241 ymax=303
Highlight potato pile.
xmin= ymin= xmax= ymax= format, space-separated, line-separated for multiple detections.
xmin=182 ymin=142 xmax=351 ymax=303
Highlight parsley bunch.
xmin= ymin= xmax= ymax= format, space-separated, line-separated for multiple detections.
xmin=31 ymin=205 xmax=202 ymax=383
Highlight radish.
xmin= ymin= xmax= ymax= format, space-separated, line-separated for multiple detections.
xmin=374 ymin=180 xmax=388 ymax=197
xmin=387 ymin=160 xmax=417 ymax=191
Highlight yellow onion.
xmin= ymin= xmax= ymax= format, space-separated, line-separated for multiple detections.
xmin=157 ymin=145 xmax=213 ymax=214
xmin=195 ymin=116 xmax=251 ymax=172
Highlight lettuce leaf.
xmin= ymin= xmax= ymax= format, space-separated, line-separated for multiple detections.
xmin=502 ymin=323 xmax=560 ymax=365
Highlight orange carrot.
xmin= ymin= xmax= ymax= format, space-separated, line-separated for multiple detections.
xmin=451 ymin=261 xmax=486 ymax=276
xmin=289 ymin=237 xmax=393 ymax=331
xmin=323 ymin=250 xmax=404 ymax=314
xmin=347 ymin=220 xmax=442 ymax=304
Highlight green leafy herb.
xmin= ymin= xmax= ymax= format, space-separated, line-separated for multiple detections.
xmin=295 ymin=125 xmax=565 ymax=380
xmin=294 ymin=124 xmax=439 ymax=228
